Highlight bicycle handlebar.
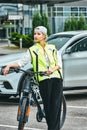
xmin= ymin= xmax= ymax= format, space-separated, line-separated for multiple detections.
xmin=0 ymin=66 xmax=47 ymax=76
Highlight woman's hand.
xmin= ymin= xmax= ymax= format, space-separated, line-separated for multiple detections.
xmin=45 ymin=69 xmax=53 ymax=75
xmin=3 ymin=63 xmax=20 ymax=75
xmin=45 ymin=65 xmax=60 ymax=75
xmin=3 ymin=66 xmax=10 ymax=75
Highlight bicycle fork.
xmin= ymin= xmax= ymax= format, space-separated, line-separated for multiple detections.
xmin=17 ymin=77 xmax=31 ymax=123
xmin=17 ymin=97 xmax=30 ymax=122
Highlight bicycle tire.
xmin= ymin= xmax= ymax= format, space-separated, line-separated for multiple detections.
xmin=18 ymin=98 xmax=27 ymax=130
xmin=36 ymin=94 xmax=66 ymax=128
xmin=36 ymin=111 xmax=43 ymax=122
xmin=60 ymin=94 xmax=66 ymax=129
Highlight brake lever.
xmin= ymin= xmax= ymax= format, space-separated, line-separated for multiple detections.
xmin=39 ymin=71 xmax=48 ymax=76
xmin=10 ymin=67 xmax=20 ymax=73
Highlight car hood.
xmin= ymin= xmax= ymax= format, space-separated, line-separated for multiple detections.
xmin=0 ymin=52 xmax=26 ymax=66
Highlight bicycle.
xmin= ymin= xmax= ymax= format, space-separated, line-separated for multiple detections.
xmin=1 ymin=67 xmax=66 ymax=130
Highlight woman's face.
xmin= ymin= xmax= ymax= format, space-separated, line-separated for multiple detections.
xmin=34 ymin=29 xmax=46 ymax=43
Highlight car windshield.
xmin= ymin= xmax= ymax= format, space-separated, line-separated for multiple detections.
xmin=47 ymin=35 xmax=73 ymax=50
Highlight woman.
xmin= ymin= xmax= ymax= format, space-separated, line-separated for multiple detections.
xmin=3 ymin=26 xmax=63 ymax=130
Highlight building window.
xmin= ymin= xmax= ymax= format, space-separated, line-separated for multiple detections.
xmin=79 ymin=7 xmax=86 ymax=16
xmin=57 ymin=7 xmax=63 ymax=16
xmin=25 ymin=28 xmax=29 ymax=35
xmin=53 ymin=7 xmax=63 ymax=16
xmin=63 ymin=7 xmax=71 ymax=17
xmin=48 ymin=7 xmax=51 ymax=17
xmin=48 ymin=6 xmax=63 ymax=17
xmin=53 ymin=7 xmax=57 ymax=16
xmin=53 ymin=7 xmax=56 ymax=11
xmin=57 ymin=7 xmax=63 ymax=11
xmin=71 ymin=7 xmax=78 ymax=16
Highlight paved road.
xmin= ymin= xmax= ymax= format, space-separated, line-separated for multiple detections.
xmin=62 ymin=90 xmax=87 ymax=130
xmin=0 ymin=90 xmax=87 ymax=130
xmin=0 ymin=97 xmax=47 ymax=130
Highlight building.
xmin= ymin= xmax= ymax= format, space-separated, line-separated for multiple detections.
xmin=0 ymin=3 xmax=47 ymax=39
xmin=0 ymin=4 xmax=23 ymax=39
xmin=0 ymin=0 xmax=87 ymax=39
xmin=48 ymin=0 xmax=87 ymax=33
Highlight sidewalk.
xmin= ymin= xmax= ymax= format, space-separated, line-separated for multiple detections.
xmin=0 ymin=41 xmax=26 ymax=54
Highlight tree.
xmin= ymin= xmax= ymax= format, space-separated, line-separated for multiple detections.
xmin=70 ymin=15 xmax=78 ymax=30
xmin=64 ymin=14 xmax=87 ymax=31
xmin=9 ymin=32 xmax=34 ymax=48
xmin=41 ymin=13 xmax=50 ymax=35
xmin=32 ymin=12 xmax=50 ymax=37
xmin=64 ymin=19 xmax=71 ymax=31
xmin=32 ymin=12 xmax=41 ymax=38
xmin=78 ymin=14 xmax=87 ymax=30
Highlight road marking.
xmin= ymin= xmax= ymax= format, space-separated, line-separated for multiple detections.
xmin=0 ymin=124 xmax=43 ymax=130
xmin=67 ymin=115 xmax=87 ymax=120
xmin=67 ymin=105 xmax=87 ymax=109
xmin=66 ymin=105 xmax=87 ymax=120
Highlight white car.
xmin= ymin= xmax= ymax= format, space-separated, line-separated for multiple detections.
xmin=0 ymin=52 xmax=32 ymax=97
xmin=47 ymin=31 xmax=87 ymax=90
xmin=1 ymin=30 xmax=87 ymax=97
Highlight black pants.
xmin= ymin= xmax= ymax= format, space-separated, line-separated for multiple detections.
xmin=39 ymin=78 xmax=63 ymax=130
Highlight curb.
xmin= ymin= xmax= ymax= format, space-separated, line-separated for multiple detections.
xmin=0 ymin=42 xmax=26 ymax=54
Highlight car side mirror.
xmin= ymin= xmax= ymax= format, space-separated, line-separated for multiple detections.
xmin=65 ymin=47 xmax=71 ymax=54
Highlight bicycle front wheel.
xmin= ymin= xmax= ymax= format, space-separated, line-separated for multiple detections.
xmin=60 ymin=94 xmax=66 ymax=129
xmin=18 ymin=98 xmax=27 ymax=130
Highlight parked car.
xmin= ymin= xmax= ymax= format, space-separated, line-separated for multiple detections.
xmin=0 ymin=30 xmax=87 ymax=98
xmin=0 ymin=52 xmax=32 ymax=98
xmin=47 ymin=31 xmax=87 ymax=90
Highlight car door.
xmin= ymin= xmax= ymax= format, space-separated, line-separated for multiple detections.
xmin=62 ymin=37 xmax=87 ymax=89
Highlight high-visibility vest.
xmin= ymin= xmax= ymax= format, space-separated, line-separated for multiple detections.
xmin=29 ymin=43 xmax=61 ymax=82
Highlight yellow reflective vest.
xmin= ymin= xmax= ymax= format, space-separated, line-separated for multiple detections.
xmin=29 ymin=43 xmax=61 ymax=82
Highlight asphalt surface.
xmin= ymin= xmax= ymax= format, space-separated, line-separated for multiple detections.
xmin=0 ymin=90 xmax=87 ymax=130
